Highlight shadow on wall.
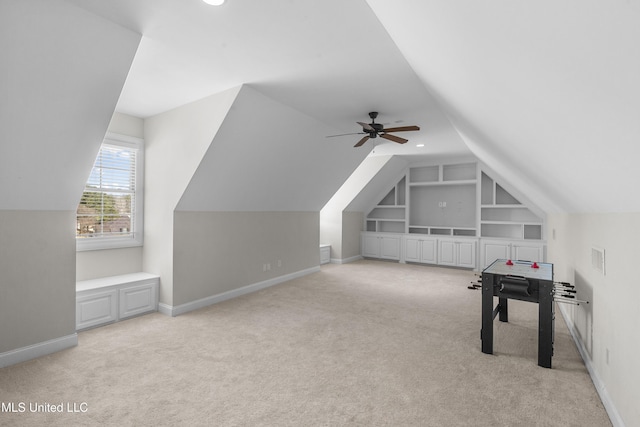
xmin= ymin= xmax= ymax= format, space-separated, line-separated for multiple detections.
xmin=573 ymin=270 xmax=594 ymax=359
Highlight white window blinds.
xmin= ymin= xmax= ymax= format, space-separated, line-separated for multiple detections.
xmin=76 ymin=137 xmax=142 ymax=246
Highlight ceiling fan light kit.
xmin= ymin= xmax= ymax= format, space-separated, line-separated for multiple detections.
xmin=327 ymin=111 xmax=420 ymax=148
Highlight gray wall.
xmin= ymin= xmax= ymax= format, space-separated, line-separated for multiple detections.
xmin=342 ymin=211 xmax=364 ymax=260
xmin=173 ymin=211 xmax=319 ymax=306
xmin=0 ymin=211 xmax=76 ymax=353
xmin=0 ymin=1 xmax=140 ymax=360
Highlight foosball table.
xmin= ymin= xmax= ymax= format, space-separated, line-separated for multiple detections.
xmin=481 ymin=259 xmax=555 ymax=368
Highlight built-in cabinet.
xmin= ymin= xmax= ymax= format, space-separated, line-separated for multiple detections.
xmin=361 ymin=160 xmax=546 ymax=270
xmin=438 ymin=238 xmax=476 ymax=268
xmin=480 ymin=239 xmax=544 ymax=269
xmin=404 ymin=235 xmax=437 ymax=264
xmin=320 ymin=244 xmax=331 ymax=264
xmin=76 ymin=273 xmax=159 ymax=331
xmin=362 ymin=232 xmax=402 ymax=260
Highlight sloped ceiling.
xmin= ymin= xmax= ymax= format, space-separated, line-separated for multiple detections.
xmin=65 ymin=0 xmax=471 ymax=159
xmin=366 ymin=0 xmax=640 ymax=213
xmin=176 ymin=85 xmax=368 ymax=212
xmin=0 ymin=0 xmax=140 ymax=210
xmin=63 ymin=0 xmax=640 ymax=214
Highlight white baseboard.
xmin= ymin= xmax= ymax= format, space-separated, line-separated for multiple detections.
xmin=331 ymin=255 xmax=363 ymax=264
xmin=558 ymin=305 xmax=625 ymax=427
xmin=0 ymin=334 xmax=78 ymax=368
xmin=160 ymin=266 xmax=321 ymax=317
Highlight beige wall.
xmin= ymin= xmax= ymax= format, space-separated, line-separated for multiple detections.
xmin=320 ymin=209 xmax=342 ymax=259
xmin=342 ymin=211 xmax=364 ymax=260
xmin=173 ymin=211 xmax=319 ymax=306
xmin=0 ymin=211 xmax=76 ymax=353
xmin=548 ymin=212 xmax=640 ymax=426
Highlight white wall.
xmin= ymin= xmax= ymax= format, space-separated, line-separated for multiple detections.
xmin=548 ymin=213 xmax=640 ymax=426
xmin=320 ymin=155 xmax=396 ymax=261
xmin=176 ymin=85 xmax=367 ymax=212
xmin=143 ymin=87 xmax=241 ymax=305
xmin=0 ymin=0 xmax=140 ymax=211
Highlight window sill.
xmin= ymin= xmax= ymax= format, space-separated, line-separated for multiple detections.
xmin=76 ymin=236 xmax=143 ymax=252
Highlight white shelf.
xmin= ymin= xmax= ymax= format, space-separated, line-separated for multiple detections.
xmin=481 ymin=220 xmax=542 ymax=225
xmin=365 ymin=163 xmax=544 ymax=242
xmin=410 ymin=180 xmax=476 ymax=187
xmin=479 ymin=172 xmax=543 ymax=240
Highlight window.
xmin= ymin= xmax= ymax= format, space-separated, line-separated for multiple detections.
xmin=76 ymin=133 xmax=143 ymax=251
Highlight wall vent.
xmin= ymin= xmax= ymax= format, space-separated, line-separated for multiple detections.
xmin=591 ymin=247 xmax=605 ymax=276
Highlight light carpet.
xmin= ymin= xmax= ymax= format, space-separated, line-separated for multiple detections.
xmin=0 ymin=260 xmax=611 ymax=426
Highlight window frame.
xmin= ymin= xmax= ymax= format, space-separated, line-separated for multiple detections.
xmin=76 ymin=132 xmax=144 ymax=251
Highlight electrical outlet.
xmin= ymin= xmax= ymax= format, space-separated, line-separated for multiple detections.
xmin=606 ymin=348 xmax=610 ymax=365
xmin=277 ymin=260 xmax=282 ymax=268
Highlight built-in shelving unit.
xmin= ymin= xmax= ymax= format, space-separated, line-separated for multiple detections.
xmin=366 ymin=176 xmax=406 ymax=233
xmin=361 ymin=160 xmax=546 ymax=270
xmin=408 ymin=162 xmax=477 ymax=237
xmin=480 ymin=172 xmax=543 ymax=240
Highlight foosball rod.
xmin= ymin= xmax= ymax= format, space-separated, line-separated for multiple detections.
xmin=553 ymin=288 xmax=576 ymax=294
xmin=554 ymin=296 xmax=589 ymax=305
xmin=554 ymin=281 xmax=575 ymax=288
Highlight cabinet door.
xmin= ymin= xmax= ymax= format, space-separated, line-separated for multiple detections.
xmin=362 ymin=234 xmax=380 ymax=258
xmin=119 ymin=283 xmax=157 ymax=320
xmin=404 ymin=237 xmax=421 ymax=262
xmin=76 ymin=289 xmax=117 ymax=331
xmin=513 ymin=244 xmax=543 ymax=263
xmin=420 ymin=239 xmax=438 ymax=264
xmin=380 ymin=236 xmax=400 ymax=260
xmin=483 ymin=242 xmax=510 ymax=268
xmin=438 ymin=240 xmax=457 ymax=266
xmin=457 ymin=241 xmax=476 ymax=268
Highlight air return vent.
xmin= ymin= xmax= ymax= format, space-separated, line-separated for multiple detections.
xmin=591 ymin=247 xmax=605 ymax=276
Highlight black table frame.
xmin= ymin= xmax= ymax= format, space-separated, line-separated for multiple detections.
xmin=481 ymin=259 xmax=555 ymax=368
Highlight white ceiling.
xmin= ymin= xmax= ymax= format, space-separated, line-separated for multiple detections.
xmin=64 ymin=0 xmax=469 ymax=158
xmin=64 ymin=0 xmax=640 ymax=213
xmin=367 ymin=0 xmax=640 ymax=213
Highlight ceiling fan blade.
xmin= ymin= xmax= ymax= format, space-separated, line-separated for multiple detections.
xmin=380 ymin=133 xmax=408 ymax=144
xmin=326 ymin=132 xmax=366 ymax=138
xmin=357 ymin=121 xmax=375 ymax=132
xmin=381 ymin=125 xmax=420 ymax=133
xmin=354 ymin=136 xmax=370 ymax=147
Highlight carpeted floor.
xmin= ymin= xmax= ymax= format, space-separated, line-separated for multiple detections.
xmin=0 ymin=260 xmax=611 ymax=426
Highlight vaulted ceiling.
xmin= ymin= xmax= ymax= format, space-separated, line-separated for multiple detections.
xmin=8 ymin=0 xmax=640 ymax=214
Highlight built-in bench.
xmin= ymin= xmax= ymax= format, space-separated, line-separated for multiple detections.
xmin=76 ymin=273 xmax=160 ymax=331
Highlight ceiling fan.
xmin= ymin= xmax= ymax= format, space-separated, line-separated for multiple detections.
xmin=327 ymin=112 xmax=420 ymax=147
